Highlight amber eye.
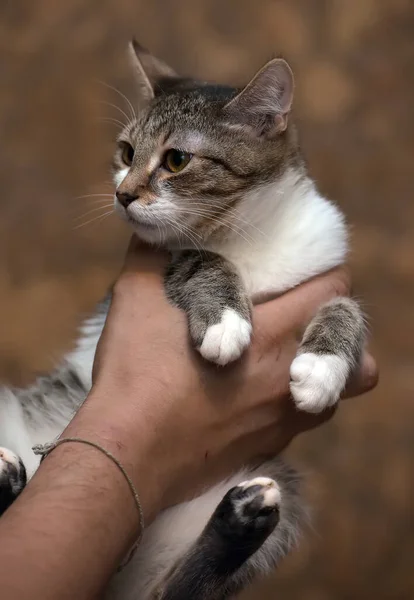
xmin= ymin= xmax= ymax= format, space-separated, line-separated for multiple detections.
xmin=120 ymin=142 xmax=134 ymax=166
xmin=163 ymin=149 xmax=192 ymax=173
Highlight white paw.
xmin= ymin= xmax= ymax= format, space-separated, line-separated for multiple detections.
xmin=237 ymin=477 xmax=281 ymax=507
xmin=290 ymin=353 xmax=349 ymax=414
xmin=199 ymin=308 xmax=252 ymax=366
xmin=0 ymin=447 xmax=20 ymax=471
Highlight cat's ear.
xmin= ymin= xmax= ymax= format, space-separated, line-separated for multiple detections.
xmin=223 ymin=59 xmax=294 ymax=139
xmin=128 ymin=39 xmax=177 ymax=102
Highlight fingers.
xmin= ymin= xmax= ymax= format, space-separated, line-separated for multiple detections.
xmin=343 ymin=352 xmax=378 ymax=398
xmin=119 ymin=243 xmax=377 ymax=400
xmin=122 ymin=244 xmax=350 ymax=335
xmin=254 ymin=266 xmax=351 ymax=340
xmin=291 ymin=403 xmax=338 ymax=437
xmin=289 ymin=352 xmax=377 ymax=439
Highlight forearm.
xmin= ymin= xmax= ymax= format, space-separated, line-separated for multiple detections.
xmin=0 ymin=387 xmax=156 ymax=600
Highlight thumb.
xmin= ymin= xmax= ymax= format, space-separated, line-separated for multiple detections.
xmin=343 ymin=352 xmax=378 ymax=399
xmin=122 ymin=235 xmax=170 ymax=275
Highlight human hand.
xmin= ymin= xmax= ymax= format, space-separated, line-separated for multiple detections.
xmin=89 ymin=237 xmax=377 ymax=518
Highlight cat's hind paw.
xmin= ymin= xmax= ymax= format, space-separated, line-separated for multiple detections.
xmin=290 ymin=353 xmax=348 ymax=413
xmin=0 ymin=447 xmax=27 ymax=515
xmin=233 ymin=477 xmax=281 ymax=524
xmin=199 ymin=308 xmax=252 ymax=366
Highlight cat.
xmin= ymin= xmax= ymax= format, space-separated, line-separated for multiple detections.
xmin=0 ymin=41 xmax=366 ymax=600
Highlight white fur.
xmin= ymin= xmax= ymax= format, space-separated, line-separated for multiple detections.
xmin=66 ymin=311 xmax=106 ymax=389
xmin=0 ymin=446 xmax=20 ymax=469
xmin=113 ymin=167 xmax=130 ymax=187
xmin=0 ymin=311 xmax=105 ymax=478
xmin=235 ymin=477 xmax=281 ymax=518
xmin=0 ymin=389 xmax=40 ymax=477
xmin=208 ymin=170 xmax=348 ymax=299
xmin=239 ymin=476 xmax=278 ymax=491
xmin=290 ymin=353 xmax=349 ymax=413
xmin=199 ymin=308 xmax=252 ymax=365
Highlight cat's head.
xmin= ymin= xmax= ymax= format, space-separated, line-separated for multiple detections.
xmin=113 ymin=40 xmax=298 ymax=246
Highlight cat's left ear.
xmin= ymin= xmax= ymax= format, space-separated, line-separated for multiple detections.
xmin=128 ymin=39 xmax=177 ymax=102
xmin=223 ymin=59 xmax=294 ymax=139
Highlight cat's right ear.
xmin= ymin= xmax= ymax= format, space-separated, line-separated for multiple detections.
xmin=128 ymin=40 xmax=177 ymax=103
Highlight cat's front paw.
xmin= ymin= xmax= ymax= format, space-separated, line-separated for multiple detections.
xmin=199 ymin=309 xmax=252 ymax=366
xmin=290 ymin=353 xmax=348 ymax=413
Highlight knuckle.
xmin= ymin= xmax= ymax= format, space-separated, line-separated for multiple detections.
xmin=326 ymin=266 xmax=351 ymax=298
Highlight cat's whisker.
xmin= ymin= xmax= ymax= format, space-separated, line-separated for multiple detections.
xmin=162 ymin=217 xmax=184 ymax=248
xmin=181 ymin=229 xmax=203 ymax=251
xmin=74 ymin=193 xmax=114 ymax=200
xmin=97 ymin=101 xmax=130 ymax=126
xmin=96 ymin=80 xmax=137 ymax=121
xmin=174 ymin=219 xmax=202 ymax=240
xmin=152 ymin=214 xmax=167 ymax=250
xmin=173 ymin=219 xmax=203 ymax=242
xmin=215 ymin=222 xmax=254 ymax=247
xmin=98 ymin=117 xmax=126 ymax=130
xmin=171 ymin=208 xmax=256 ymax=246
xmin=185 ymin=201 xmax=268 ymax=238
xmin=74 ymin=209 xmax=114 ymax=230
xmin=183 ymin=207 xmax=253 ymax=231
xmin=72 ymin=198 xmax=115 ymax=208
xmin=178 ymin=200 xmax=261 ymax=229
xmin=165 ymin=217 xmax=205 ymax=254
xmin=178 ymin=226 xmax=207 ymax=256
xmin=73 ymin=204 xmax=114 ymax=222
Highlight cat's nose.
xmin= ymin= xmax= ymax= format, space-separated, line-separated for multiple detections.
xmin=116 ymin=190 xmax=138 ymax=209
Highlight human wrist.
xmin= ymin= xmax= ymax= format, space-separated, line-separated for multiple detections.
xmin=63 ymin=383 xmax=168 ymax=522
xmin=0 ymin=439 xmax=142 ymax=599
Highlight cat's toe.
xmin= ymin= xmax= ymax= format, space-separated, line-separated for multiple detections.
xmin=230 ymin=477 xmax=281 ymax=528
xmin=199 ymin=308 xmax=252 ymax=366
xmin=290 ymin=353 xmax=348 ymax=413
xmin=0 ymin=447 xmax=27 ymax=515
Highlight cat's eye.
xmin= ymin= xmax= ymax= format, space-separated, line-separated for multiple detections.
xmin=120 ymin=142 xmax=134 ymax=166
xmin=163 ymin=149 xmax=192 ymax=173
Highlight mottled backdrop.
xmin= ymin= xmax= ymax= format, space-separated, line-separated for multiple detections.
xmin=0 ymin=1 xmax=413 ymax=598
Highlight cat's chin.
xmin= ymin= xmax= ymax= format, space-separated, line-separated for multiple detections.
xmin=127 ymin=217 xmax=171 ymax=246
xmin=130 ymin=222 xmax=196 ymax=250
xmin=130 ymin=223 xmax=163 ymax=244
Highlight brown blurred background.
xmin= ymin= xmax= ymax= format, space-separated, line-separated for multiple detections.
xmin=1 ymin=1 xmax=413 ymax=598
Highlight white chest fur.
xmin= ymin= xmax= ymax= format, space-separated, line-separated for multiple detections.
xmin=209 ymin=170 xmax=348 ymax=302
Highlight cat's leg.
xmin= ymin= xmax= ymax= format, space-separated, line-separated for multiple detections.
xmin=290 ymin=297 xmax=366 ymax=413
xmin=156 ymin=477 xmax=281 ymax=600
xmin=0 ymin=387 xmax=39 ymax=477
xmin=165 ymin=250 xmax=252 ymax=365
xmin=0 ymin=393 xmax=33 ymax=514
xmin=0 ymin=447 xmax=27 ymax=515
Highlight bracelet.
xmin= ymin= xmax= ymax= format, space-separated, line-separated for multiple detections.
xmin=32 ymin=437 xmax=144 ymax=571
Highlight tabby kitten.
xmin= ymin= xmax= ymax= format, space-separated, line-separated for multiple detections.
xmin=0 ymin=42 xmax=365 ymax=600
